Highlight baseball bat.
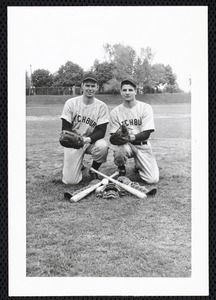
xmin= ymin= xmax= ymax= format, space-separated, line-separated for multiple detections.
xmin=95 ymin=171 xmax=119 ymax=194
xmin=70 ymin=171 xmax=119 ymax=202
xmin=90 ymin=168 xmax=147 ymax=199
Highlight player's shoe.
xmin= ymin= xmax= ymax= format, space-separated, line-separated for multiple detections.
xmin=134 ymin=166 xmax=139 ymax=173
xmin=89 ymin=169 xmax=99 ymax=180
xmin=118 ymin=165 xmax=126 ymax=176
xmin=64 ymin=178 xmax=101 ymax=201
xmin=81 ymin=165 xmax=86 ymax=171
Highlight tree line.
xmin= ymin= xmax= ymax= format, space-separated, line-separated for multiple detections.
xmin=26 ymin=43 xmax=183 ymax=94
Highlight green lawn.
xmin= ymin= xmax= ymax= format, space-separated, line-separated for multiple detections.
xmin=26 ymin=92 xmax=191 ymax=106
xmin=26 ymin=93 xmax=191 ymax=277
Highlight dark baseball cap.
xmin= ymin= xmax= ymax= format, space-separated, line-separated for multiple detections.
xmin=121 ymin=78 xmax=137 ymax=89
xmin=82 ymin=72 xmax=98 ymax=84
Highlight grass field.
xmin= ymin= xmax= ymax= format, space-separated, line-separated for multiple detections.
xmin=26 ymin=93 xmax=191 ymax=277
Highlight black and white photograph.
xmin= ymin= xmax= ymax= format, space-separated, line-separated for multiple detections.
xmin=8 ymin=6 xmax=208 ymax=296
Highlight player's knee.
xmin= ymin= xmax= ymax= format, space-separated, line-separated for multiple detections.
xmin=114 ymin=153 xmax=126 ymax=166
xmin=113 ymin=145 xmax=129 ymax=166
xmin=140 ymin=173 xmax=159 ymax=184
xmin=93 ymin=139 xmax=109 ymax=162
xmin=62 ymin=170 xmax=82 ymax=185
xmin=95 ymin=139 xmax=108 ymax=150
xmin=62 ymin=176 xmax=82 ymax=185
xmin=147 ymin=176 xmax=159 ymax=184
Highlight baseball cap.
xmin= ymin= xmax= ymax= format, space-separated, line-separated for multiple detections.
xmin=121 ymin=78 xmax=137 ymax=89
xmin=82 ymin=72 xmax=98 ymax=84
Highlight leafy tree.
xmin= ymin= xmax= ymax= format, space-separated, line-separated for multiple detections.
xmin=98 ymin=43 xmax=179 ymax=94
xmin=151 ymin=64 xmax=167 ymax=86
xmin=53 ymin=61 xmax=84 ymax=86
xmin=133 ymin=47 xmax=155 ymax=89
xmin=140 ymin=47 xmax=154 ymax=64
xmin=32 ymin=69 xmax=53 ymax=87
xmin=142 ymin=63 xmax=177 ymax=93
xmin=133 ymin=57 xmax=144 ymax=84
xmin=91 ymin=60 xmax=116 ymax=90
xmin=103 ymin=78 xmax=120 ymax=94
xmin=165 ymin=65 xmax=177 ymax=85
xmin=104 ymin=43 xmax=136 ymax=80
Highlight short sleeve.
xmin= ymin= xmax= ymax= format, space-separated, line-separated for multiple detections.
xmin=141 ymin=105 xmax=155 ymax=131
xmin=109 ymin=109 xmax=120 ymax=134
xmin=97 ymin=103 xmax=109 ymax=125
xmin=60 ymin=100 xmax=73 ymax=123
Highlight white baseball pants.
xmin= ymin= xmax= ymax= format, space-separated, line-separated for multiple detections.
xmin=113 ymin=142 xmax=159 ymax=184
xmin=62 ymin=139 xmax=108 ymax=184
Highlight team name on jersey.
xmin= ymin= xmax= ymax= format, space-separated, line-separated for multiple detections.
xmin=73 ymin=114 xmax=97 ymax=128
xmin=122 ymin=118 xmax=142 ymax=126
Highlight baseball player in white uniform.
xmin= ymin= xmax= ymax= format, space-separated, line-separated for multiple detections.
xmin=60 ymin=73 xmax=109 ymax=184
xmin=109 ymin=78 xmax=159 ymax=184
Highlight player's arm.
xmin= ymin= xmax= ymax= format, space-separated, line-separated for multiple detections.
xmin=88 ymin=122 xmax=108 ymax=144
xmin=130 ymin=129 xmax=154 ymax=142
xmin=109 ymin=110 xmax=121 ymax=135
xmin=61 ymin=118 xmax=72 ymax=131
xmin=129 ymin=104 xmax=155 ymax=142
xmin=84 ymin=103 xmax=109 ymax=144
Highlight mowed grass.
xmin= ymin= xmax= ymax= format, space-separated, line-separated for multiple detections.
xmin=26 ymin=93 xmax=191 ymax=277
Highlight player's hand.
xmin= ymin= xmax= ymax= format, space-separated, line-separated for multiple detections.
xmin=59 ymin=130 xmax=84 ymax=149
xmin=110 ymin=124 xmax=132 ymax=145
xmin=83 ymin=137 xmax=91 ymax=144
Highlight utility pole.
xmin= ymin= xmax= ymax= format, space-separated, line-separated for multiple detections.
xmin=29 ymin=65 xmax=32 ymax=95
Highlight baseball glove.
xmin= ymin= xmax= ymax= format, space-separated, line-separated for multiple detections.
xmin=59 ymin=130 xmax=84 ymax=149
xmin=96 ymin=182 xmax=126 ymax=199
xmin=117 ymin=176 xmax=157 ymax=196
xmin=110 ymin=124 xmax=130 ymax=146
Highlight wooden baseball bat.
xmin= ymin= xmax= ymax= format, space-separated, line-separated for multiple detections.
xmin=90 ymin=168 xmax=147 ymax=199
xmin=70 ymin=171 xmax=119 ymax=202
xmin=95 ymin=171 xmax=119 ymax=194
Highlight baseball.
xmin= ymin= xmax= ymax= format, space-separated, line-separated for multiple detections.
xmin=102 ymin=178 xmax=109 ymax=185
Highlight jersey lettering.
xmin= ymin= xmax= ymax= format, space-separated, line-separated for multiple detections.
xmin=73 ymin=114 xmax=97 ymax=128
xmin=122 ymin=118 xmax=142 ymax=126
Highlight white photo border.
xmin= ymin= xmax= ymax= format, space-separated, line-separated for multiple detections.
xmin=8 ymin=6 xmax=208 ymax=296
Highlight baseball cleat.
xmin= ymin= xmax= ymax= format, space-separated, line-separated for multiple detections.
xmin=134 ymin=166 xmax=139 ymax=173
xmin=118 ymin=165 xmax=126 ymax=176
xmin=64 ymin=192 xmax=72 ymax=200
xmin=64 ymin=179 xmax=101 ymax=200
xmin=146 ymin=188 xmax=157 ymax=196
xmin=89 ymin=170 xmax=99 ymax=180
xmin=81 ymin=164 xmax=86 ymax=171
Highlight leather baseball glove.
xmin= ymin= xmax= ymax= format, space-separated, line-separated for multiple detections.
xmin=96 ymin=182 xmax=126 ymax=199
xmin=110 ymin=124 xmax=130 ymax=146
xmin=59 ymin=130 xmax=84 ymax=149
xmin=117 ymin=176 xmax=157 ymax=196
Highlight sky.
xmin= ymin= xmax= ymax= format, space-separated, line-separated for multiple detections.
xmin=9 ymin=6 xmax=207 ymax=91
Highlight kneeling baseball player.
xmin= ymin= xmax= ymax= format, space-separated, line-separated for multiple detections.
xmin=109 ymin=78 xmax=159 ymax=184
xmin=60 ymin=73 xmax=109 ymax=184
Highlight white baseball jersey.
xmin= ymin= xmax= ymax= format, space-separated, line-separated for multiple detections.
xmin=60 ymin=96 xmax=109 ymax=137
xmin=109 ymin=100 xmax=155 ymax=134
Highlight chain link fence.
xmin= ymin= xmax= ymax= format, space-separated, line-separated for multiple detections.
xmin=26 ymin=86 xmax=82 ymax=96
